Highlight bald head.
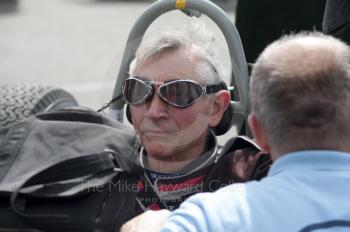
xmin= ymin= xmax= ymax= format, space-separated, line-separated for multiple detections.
xmin=250 ymin=32 xmax=350 ymax=156
xmin=258 ymin=34 xmax=349 ymax=80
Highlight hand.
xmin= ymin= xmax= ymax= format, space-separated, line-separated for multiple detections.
xmin=232 ymin=149 xmax=271 ymax=181
xmin=120 ymin=209 xmax=171 ymax=232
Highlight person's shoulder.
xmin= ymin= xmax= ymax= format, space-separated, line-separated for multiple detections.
xmin=220 ymin=135 xmax=261 ymax=155
xmin=165 ymin=180 xmax=280 ymax=232
xmin=218 ymin=136 xmax=272 ymax=182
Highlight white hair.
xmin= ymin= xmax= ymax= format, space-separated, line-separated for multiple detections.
xmin=129 ymin=21 xmax=223 ymax=85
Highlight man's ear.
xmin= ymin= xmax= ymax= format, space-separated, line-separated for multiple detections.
xmin=248 ymin=113 xmax=271 ymax=153
xmin=208 ymin=90 xmax=230 ymax=127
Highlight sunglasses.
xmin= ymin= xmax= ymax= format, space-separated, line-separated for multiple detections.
xmin=123 ymin=76 xmax=224 ymax=108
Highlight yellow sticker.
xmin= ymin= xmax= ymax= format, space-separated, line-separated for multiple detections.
xmin=176 ymin=0 xmax=186 ymax=10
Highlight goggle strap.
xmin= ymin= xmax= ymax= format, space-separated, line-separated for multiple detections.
xmin=205 ymin=84 xmax=226 ymax=94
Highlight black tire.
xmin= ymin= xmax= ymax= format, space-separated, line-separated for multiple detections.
xmin=0 ymin=83 xmax=78 ymax=127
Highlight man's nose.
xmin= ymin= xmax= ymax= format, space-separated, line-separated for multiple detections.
xmin=145 ymin=93 xmax=168 ymax=119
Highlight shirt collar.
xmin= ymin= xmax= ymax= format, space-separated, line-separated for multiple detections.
xmin=268 ymin=150 xmax=350 ymax=176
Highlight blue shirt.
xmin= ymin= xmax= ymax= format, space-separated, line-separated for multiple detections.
xmin=161 ymin=151 xmax=350 ymax=232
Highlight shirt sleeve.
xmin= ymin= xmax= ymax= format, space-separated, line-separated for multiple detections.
xmin=160 ymin=193 xmax=212 ymax=232
xmin=160 ymin=184 xmax=248 ymax=232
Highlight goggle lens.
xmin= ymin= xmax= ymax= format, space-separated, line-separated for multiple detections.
xmin=123 ymin=78 xmax=153 ymax=105
xmin=159 ymin=81 xmax=203 ymax=107
xmin=123 ymin=77 xmax=222 ymax=108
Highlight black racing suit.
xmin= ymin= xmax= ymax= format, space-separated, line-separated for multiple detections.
xmin=112 ymin=132 xmax=271 ymax=230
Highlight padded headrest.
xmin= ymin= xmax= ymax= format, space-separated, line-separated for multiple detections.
xmin=212 ymin=81 xmax=234 ymax=135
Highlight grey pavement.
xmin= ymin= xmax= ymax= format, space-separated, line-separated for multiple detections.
xmin=0 ymin=0 xmax=238 ymax=144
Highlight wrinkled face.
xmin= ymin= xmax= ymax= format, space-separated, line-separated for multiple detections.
xmin=130 ymin=49 xmax=214 ymax=161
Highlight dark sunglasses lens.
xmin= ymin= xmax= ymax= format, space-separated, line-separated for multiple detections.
xmin=160 ymin=81 xmax=203 ymax=107
xmin=124 ymin=79 xmax=151 ymax=104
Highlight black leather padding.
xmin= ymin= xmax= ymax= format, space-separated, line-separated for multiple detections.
xmin=126 ymin=104 xmax=133 ymax=124
xmin=212 ymin=103 xmax=233 ymax=135
xmin=125 ymin=81 xmax=233 ymax=136
xmin=212 ymin=81 xmax=234 ymax=136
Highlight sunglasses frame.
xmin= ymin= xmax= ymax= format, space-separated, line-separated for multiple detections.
xmin=123 ymin=76 xmax=222 ymax=108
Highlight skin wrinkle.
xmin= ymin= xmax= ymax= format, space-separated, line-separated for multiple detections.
xmin=127 ymin=22 xmax=230 ymax=173
xmin=130 ymin=48 xmax=228 ymax=173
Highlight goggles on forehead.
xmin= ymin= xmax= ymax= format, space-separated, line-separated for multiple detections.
xmin=123 ymin=76 xmax=225 ymax=108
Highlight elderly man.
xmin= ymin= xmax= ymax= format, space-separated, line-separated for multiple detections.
xmin=121 ymin=32 xmax=350 ymax=232
xmin=115 ymin=24 xmax=271 ymax=229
